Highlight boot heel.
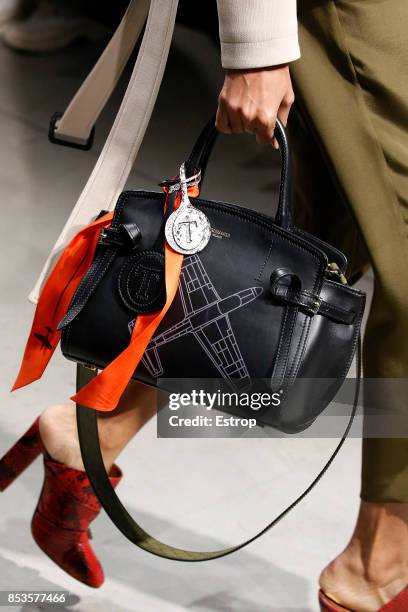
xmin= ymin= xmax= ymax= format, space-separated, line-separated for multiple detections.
xmin=0 ymin=417 xmax=44 ymax=491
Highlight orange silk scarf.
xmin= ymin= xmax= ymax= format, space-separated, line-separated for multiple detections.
xmin=12 ymin=187 xmax=198 ymax=411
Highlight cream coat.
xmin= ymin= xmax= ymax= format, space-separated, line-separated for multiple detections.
xmin=217 ymin=0 xmax=300 ymax=68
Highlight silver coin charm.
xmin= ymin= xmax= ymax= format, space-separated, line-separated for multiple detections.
xmin=164 ymin=163 xmax=211 ymax=255
xmin=165 ymin=205 xmax=211 ymax=254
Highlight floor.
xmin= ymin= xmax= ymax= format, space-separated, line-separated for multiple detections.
xmin=0 ymin=22 xmax=372 ymax=612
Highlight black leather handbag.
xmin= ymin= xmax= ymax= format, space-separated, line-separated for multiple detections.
xmin=61 ymin=117 xmax=365 ymax=427
xmin=60 ymin=118 xmax=365 ymax=560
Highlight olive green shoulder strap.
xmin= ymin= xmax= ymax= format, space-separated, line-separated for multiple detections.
xmin=76 ymin=338 xmax=361 ymax=562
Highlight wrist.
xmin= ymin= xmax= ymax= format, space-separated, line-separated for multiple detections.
xmin=226 ymin=64 xmax=289 ymax=76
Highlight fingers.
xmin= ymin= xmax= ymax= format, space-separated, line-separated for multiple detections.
xmin=277 ymin=90 xmax=295 ymax=128
xmin=247 ymin=92 xmax=295 ymax=149
xmin=215 ymin=103 xmax=231 ymax=134
xmin=273 ymin=90 xmax=296 ymax=149
xmin=215 ymin=67 xmax=296 ymax=149
xmin=228 ymin=111 xmax=245 ymax=134
xmin=216 ymin=94 xmax=246 ymax=134
xmin=216 ymin=95 xmax=292 ymax=148
xmin=247 ymin=112 xmax=277 ymax=146
xmin=217 ymin=93 xmax=277 ymax=144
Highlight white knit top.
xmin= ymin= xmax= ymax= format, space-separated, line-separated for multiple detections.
xmin=216 ymin=0 xmax=300 ymax=68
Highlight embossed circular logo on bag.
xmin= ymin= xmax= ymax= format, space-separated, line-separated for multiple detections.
xmin=118 ymin=250 xmax=165 ymax=313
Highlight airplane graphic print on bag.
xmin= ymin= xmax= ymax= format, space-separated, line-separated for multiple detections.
xmin=128 ymin=254 xmax=262 ymax=390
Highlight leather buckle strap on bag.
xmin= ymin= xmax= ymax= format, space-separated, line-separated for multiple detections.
xmin=269 ymin=269 xmax=356 ymax=324
xmin=76 ymin=336 xmax=362 ymax=562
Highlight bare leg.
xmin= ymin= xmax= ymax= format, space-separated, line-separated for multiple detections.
xmin=319 ymin=501 xmax=408 ymax=611
xmin=39 ymin=379 xmax=160 ymax=472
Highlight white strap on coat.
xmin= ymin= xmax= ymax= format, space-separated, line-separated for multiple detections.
xmin=29 ymin=0 xmax=179 ymax=304
xmin=54 ymin=0 xmax=150 ymax=143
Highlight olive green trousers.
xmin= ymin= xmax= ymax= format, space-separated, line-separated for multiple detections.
xmin=287 ymin=0 xmax=408 ymax=501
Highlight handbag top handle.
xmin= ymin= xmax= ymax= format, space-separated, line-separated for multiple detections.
xmin=183 ymin=116 xmax=293 ymax=230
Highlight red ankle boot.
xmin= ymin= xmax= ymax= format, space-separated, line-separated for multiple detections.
xmin=0 ymin=417 xmax=122 ymax=588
